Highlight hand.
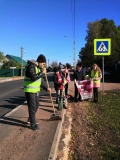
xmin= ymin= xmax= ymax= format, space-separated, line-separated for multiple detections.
xmin=47 ymin=87 xmax=51 ymax=92
xmin=42 ymin=67 xmax=46 ymax=74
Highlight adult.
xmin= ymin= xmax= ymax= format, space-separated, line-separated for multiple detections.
xmin=24 ymin=54 xmax=51 ymax=130
xmin=91 ymin=63 xmax=102 ymax=103
xmin=73 ymin=62 xmax=84 ymax=102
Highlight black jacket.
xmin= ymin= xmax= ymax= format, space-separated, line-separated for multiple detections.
xmin=73 ymin=69 xmax=84 ymax=81
xmin=53 ymin=71 xmax=64 ymax=91
xmin=25 ymin=60 xmax=47 ymax=91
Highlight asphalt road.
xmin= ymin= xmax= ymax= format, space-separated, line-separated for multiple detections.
xmin=0 ymin=74 xmax=54 ymax=117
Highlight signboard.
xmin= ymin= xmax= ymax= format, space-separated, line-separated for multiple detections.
xmin=94 ymin=39 xmax=111 ymax=55
xmin=75 ymin=80 xmax=93 ymax=100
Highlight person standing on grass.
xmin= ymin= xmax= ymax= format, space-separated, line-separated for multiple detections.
xmin=24 ymin=54 xmax=51 ymax=131
xmin=91 ymin=63 xmax=102 ymax=103
xmin=73 ymin=62 xmax=84 ymax=102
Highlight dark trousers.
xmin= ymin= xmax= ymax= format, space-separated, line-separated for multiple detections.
xmin=65 ymin=83 xmax=68 ymax=95
xmin=74 ymin=83 xmax=81 ymax=100
xmin=25 ymin=92 xmax=39 ymax=126
xmin=93 ymin=88 xmax=98 ymax=101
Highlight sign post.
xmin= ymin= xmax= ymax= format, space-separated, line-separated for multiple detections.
xmin=10 ymin=67 xmax=16 ymax=77
xmin=94 ymin=38 xmax=111 ymax=93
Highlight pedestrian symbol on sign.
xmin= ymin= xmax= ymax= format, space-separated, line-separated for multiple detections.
xmin=97 ymin=42 xmax=108 ymax=52
xmin=94 ymin=39 xmax=111 ymax=56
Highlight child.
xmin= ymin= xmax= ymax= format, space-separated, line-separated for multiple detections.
xmin=64 ymin=63 xmax=71 ymax=98
xmin=53 ymin=67 xmax=67 ymax=110
xmin=84 ymin=67 xmax=91 ymax=80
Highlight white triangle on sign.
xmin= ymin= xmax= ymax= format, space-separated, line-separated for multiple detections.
xmin=97 ymin=42 xmax=108 ymax=52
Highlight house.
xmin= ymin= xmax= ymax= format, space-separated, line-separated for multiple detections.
xmin=6 ymin=54 xmax=27 ymax=67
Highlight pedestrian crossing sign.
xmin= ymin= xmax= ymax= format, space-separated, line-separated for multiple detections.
xmin=94 ymin=39 xmax=111 ymax=55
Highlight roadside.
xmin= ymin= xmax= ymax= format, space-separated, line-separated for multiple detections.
xmin=0 ymin=76 xmax=23 ymax=83
xmin=0 ymin=79 xmax=120 ymax=160
xmin=0 ymin=89 xmax=62 ymax=160
xmin=55 ymin=81 xmax=120 ymax=160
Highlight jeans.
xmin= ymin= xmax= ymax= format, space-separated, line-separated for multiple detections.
xmin=25 ymin=92 xmax=39 ymax=126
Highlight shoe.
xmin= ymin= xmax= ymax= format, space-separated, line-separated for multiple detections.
xmin=63 ymin=105 xmax=67 ymax=109
xmin=94 ymin=100 xmax=98 ymax=103
xmin=30 ymin=124 xmax=40 ymax=131
xmin=27 ymin=120 xmax=39 ymax=125
xmin=75 ymin=98 xmax=78 ymax=102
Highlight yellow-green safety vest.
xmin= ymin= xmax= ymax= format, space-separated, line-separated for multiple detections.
xmin=91 ymin=70 xmax=100 ymax=86
xmin=24 ymin=66 xmax=41 ymax=93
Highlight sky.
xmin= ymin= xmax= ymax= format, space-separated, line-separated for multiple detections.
xmin=0 ymin=0 xmax=120 ymax=66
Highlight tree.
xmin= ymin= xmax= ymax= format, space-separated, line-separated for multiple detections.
xmin=0 ymin=51 xmax=6 ymax=62
xmin=50 ymin=61 xmax=58 ymax=68
xmin=79 ymin=18 xmax=120 ymax=68
xmin=1 ymin=60 xmax=20 ymax=69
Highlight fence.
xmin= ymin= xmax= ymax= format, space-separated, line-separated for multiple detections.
xmin=0 ymin=69 xmax=25 ymax=77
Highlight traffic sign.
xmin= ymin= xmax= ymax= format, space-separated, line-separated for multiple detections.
xmin=94 ymin=39 xmax=111 ymax=55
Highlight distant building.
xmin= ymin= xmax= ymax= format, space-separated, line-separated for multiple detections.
xmin=6 ymin=54 xmax=27 ymax=67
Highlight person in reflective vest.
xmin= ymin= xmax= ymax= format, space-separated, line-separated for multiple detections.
xmin=24 ymin=54 xmax=51 ymax=131
xmin=91 ymin=63 xmax=102 ymax=103
xmin=53 ymin=66 xmax=67 ymax=110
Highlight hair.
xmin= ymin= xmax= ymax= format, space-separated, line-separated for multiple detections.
xmin=93 ymin=63 xmax=101 ymax=73
xmin=77 ymin=62 xmax=82 ymax=67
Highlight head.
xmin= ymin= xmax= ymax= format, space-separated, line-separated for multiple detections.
xmin=36 ymin=54 xmax=46 ymax=68
xmin=76 ymin=62 xmax=82 ymax=71
xmin=66 ymin=63 xmax=71 ymax=70
xmin=92 ymin=63 xmax=98 ymax=70
xmin=59 ymin=63 xmax=66 ymax=72
xmin=86 ymin=67 xmax=91 ymax=73
xmin=92 ymin=63 xmax=101 ymax=73
xmin=53 ymin=67 xmax=59 ymax=74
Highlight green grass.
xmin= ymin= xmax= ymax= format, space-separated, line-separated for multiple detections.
xmin=88 ymin=90 xmax=120 ymax=160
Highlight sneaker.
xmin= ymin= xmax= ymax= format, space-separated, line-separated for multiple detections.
xmin=27 ymin=120 xmax=39 ymax=125
xmin=30 ymin=124 xmax=40 ymax=131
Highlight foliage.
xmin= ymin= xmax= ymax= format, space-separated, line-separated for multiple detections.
xmin=0 ymin=51 xmax=6 ymax=62
xmin=1 ymin=60 xmax=21 ymax=69
xmin=79 ymin=18 xmax=120 ymax=69
xmin=50 ymin=61 xmax=58 ymax=68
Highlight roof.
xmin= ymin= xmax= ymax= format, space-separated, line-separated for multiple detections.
xmin=6 ymin=54 xmax=27 ymax=66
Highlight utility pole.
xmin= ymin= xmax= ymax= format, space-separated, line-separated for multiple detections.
xmin=20 ymin=47 xmax=24 ymax=77
xmin=73 ymin=0 xmax=76 ymax=69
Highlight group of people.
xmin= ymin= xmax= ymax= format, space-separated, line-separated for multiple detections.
xmin=73 ymin=62 xmax=102 ymax=103
xmin=23 ymin=54 xmax=102 ymax=131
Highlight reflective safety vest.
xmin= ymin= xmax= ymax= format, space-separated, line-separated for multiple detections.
xmin=24 ymin=67 xmax=41 ymax=93
xmin=91 ymin=70 xmax=100 ymax=88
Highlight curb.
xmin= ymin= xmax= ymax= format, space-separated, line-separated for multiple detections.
xmin=48 ymin=109 xmax=66 ymax=160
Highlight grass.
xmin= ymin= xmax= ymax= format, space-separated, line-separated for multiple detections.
xmin=88 ymin=90 xmax=120 ymax=160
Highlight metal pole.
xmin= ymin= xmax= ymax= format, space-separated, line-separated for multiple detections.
xmin=73 ymin=39 xmax=76 ymax=69
xmin=21 ymin=47 xmax=24 ymax=77
xmin=102 ymin=57 xmax=104 ymax=93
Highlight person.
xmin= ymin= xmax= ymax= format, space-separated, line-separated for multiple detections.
xmin=91 ymin=63 xmax=102 ymax=103
xmin=73 ymin=62 xmax=84 ymax=102
xmin=24 ymin=54 xmax=51 ymax=131
xmin=84 ymin=67 xmax=91 ymax=80
xmin=64 ymin=63 xmax=71 ymax=98
xmin=53 ymin=66 xmax=67 ymax=110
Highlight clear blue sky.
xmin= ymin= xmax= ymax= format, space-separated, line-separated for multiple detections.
xmin=0 ymin=0 xmax=120 ymax=66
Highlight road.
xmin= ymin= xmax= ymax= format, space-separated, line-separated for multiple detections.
xmin=0 ymin=74 xmax=54 ymax=117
